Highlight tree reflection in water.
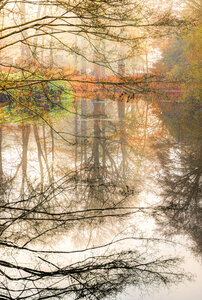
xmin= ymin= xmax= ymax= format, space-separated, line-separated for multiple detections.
xmin=0 ymin=98 xmax=198 ymax=299
xmin=0 ymin=249 xmax=188 ymax=300
xmin=152 ymin=134 xmax=202 ymax=256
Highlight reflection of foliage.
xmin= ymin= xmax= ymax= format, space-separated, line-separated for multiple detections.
xmin=0 ymin=72 xmax=73 ymax=124
xmin=0 ymin=101 xmax=194 ymax=300
xmin=0 ymin=163 xmax=190 ymax=299
xmin=156 ymin=100 xmax=202 ymax=144
xmin=0 ymin=168 xmax=137 ymax=246
xmin=0 ymin=248 xmax=189 ymax=300
xmin=153 ymin=138 xmax=202 ymax=256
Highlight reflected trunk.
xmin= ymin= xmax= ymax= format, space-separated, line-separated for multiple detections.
xmin=21 ymin=124 xmax=30 ymax=196
xmin=118 ymin=101 xmax=127 ymax=182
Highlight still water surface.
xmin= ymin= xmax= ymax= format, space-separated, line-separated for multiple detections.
xmin=0 ymin=98 xmax=201 ymax=299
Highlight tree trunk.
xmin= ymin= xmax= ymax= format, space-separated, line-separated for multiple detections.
xmin=21 ymin=124 xmax=31 ymax=196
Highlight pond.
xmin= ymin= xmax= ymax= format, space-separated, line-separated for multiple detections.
xmin=0 ymin=95 xmax=201 ymax=300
